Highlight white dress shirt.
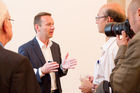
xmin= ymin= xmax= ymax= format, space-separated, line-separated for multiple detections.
xmin=93 ymin=37 xmax=118 ymax=85
xmin=35 ymin=36 xmax=57 ymax=90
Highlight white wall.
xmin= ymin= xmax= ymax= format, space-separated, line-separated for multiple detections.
xmin=3 ymin=0 xmax=106 ymax=93
xmin=107 ymin=0 xmax=125 ymax=9
xmin=126 ymin=0 xmax=131 ymax=15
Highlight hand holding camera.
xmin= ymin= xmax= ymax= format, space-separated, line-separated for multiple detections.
xmin=116 ymin=31 xmax=129 ymax=46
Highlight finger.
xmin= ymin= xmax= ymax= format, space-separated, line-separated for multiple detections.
xmin=50 ymin=64 xmax=59 ymax=69
xmin=49 ymin=62 xmax=58 ymax=64
xmin=79 ymin=86 xmax=82 ymax=89
xmin=88 ymin=76 xmax=94 ymax=82
xmin=122 ymin=31 xmax=127 ymax=38
xmin=69 ymin=64 xmax=77 ymax=68
xmin=68 ymin=62 xmax=77 ymax=69
xmin=68 ymin=67 xmax=75 ymax=69
xmin=49 ymin=62 xmax=59 ymax=66
xmin=116 ymin=35 xmax=120 ymax=40
xmin=70 ymin=61 xmax=77 ymax=64
xmin=70 ymin=62 xmax=77 ymax=66
xmin=63 ymin=52 xmax=69 ymax=64
xmin=70 ymin=61 xmax=77 ymax=65
xmin=49 ymin=63 xmax=59 ymax=66
xmin=80 ymin=78 xmax=84 ymax=82
xmin=69 ymin=59 xmax=76 ymax=62
xmin=65 ymin=52 xmax=69 ymax=60
xmin=50 ymin=69 xmax=58 ymax=72
xmin=95 ymin=85 xmax=98 ymax=89
xmin=81 ymin=90 xmax=85 ymax=93
xmin=48 ymin=64 xmax=59 ymax=70
xmin=67 ymin=65 xmax=75 ymax=69
xmin=79 ymin=86 xmax=84 ymax=90
xmin=49 ymin=65 xmax=59 ymax=69
xmin=69 ymin=59 xmax=77 ymax=65
xmin=127 ymin=36 xmax=130 ymax=41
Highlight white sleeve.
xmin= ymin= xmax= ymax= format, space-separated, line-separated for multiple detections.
xmin=34 ymin=68 xmax=45 ymax=78
xmin=93 ymin=60 xmax=105 ymax=85
xmin=34 ymin=68 xmax=37 ymax=73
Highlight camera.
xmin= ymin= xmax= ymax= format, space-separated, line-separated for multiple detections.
xmin=104 ymin=19 xmax=135 ymax=38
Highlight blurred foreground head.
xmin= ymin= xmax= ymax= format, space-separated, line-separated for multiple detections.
xmin=128 ymin=0 xmax=140 ymax=33
xmin=0 ymin=0 xmax=12 ymax=46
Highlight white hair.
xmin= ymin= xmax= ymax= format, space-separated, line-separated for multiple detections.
xmin=0 ymin=0 xmax=8 ymax=29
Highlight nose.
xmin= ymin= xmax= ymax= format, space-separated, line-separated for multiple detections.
xmin=51 ymin=25 xmax=55 ymax=30
xmin=96 ymin=20 xmax=99 ymax=24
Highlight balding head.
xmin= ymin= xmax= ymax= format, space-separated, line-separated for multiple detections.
xmin=127 ymin=0 xmax=140 ymax=33
xmin=128 ymin=0 xmax=140 ymax=14
xmin=0 ymin=0 xmax=8 ymax=29
xmin=99 ymin=3 xmax=126 ymax=22
xmin=96 ymin=3 xmax=126 ymax=34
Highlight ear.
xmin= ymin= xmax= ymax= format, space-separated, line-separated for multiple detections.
xmin=35 ymin=24 xmax=40 ymax=32
xmin=106 ymin=16 xmax=114 ymax=22
xmin=2 ymin=19 xmax=8 ymax=33
xmin=137 ymin=8 xmax=140 ymax=20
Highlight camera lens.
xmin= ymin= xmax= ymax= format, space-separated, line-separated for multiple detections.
xmin=104 ymin=19 xmax=135 ymax=38
xmin=104 ymin=23 xmax=116 ymax=37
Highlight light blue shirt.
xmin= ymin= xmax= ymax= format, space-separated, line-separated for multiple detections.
xmin=0 ymin=42 xmax=4 ymax=47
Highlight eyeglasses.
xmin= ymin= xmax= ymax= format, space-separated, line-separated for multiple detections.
xmin=8 ymin=18 xmax=14 ymax=26
xmin=95 ymin=16 xmax=108 ymax=20
xmin=8 ymin=18 xmax=14 ymax=21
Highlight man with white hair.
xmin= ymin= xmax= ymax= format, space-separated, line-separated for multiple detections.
xmin=0 ymin=0 xmax=41 ymax=93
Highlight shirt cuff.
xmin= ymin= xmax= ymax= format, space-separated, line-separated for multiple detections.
xmin=34 ymin=68 xmax=37 ymax=73
xmin=39 ymin=68 xmax=45 ymax=78
xmin=60 ymin=64 xmax=67 ymax=73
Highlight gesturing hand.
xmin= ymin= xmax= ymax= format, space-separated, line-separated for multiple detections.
xmin=62 ymin=53 xmax=77 ymax=70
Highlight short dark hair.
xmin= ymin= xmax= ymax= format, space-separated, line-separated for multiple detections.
xmin=105 ymin=9 xmax=126 ymax=22
xmin=34 ymin=12 xmax=52 ymax=32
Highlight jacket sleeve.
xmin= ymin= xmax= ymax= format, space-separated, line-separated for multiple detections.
xmin=10 ymin=57 xmax=41 ymax=93
xmin=18 ymin=46 xmax=43 ymax=83
xmin=18 ymin=46 xmax=29 ymax=57
xmin=110 ymin=40 xmax=140 ymax=93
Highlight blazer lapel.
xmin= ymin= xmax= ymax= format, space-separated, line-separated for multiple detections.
xmin=32 ymin=37 xmax=46 ymax=65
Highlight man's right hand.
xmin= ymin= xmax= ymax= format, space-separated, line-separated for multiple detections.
xmin=41 ymin=62 xmax=59 ymax=74
xmin=116 ymin=31 xmax=129 ymax=47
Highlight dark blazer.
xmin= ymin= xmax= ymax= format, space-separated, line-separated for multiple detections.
xmin=110 ymin=31 xmax=140 ymax=93
xmin=0 ymin=45 xmax=41 ymax=93
xmin=18 ymin=37 xmax=67 ymax=93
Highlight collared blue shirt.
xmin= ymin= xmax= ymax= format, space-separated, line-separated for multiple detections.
xmin=0 ymin=42 xmax=4 ymax=47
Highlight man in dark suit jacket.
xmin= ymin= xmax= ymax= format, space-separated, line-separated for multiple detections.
xmin=18 ymin=12 xmax=77 ymax=93
xmin=0 ymin=1 xmax=41 ymax=93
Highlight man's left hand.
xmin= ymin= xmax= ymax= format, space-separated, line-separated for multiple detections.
xmin=62 ymin=53 xmax=77 ymax=70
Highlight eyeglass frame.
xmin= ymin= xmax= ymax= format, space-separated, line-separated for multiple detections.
xmin=8 ymin=18 xmax=14 ymax=21
xmin=95 ymin=16 xmax=108 ymax=20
